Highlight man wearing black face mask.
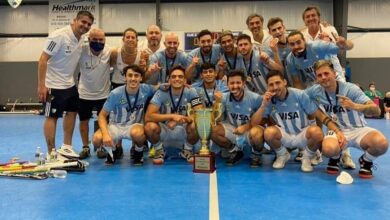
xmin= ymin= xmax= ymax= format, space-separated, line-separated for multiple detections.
xmin=78 ymin=28 xmax=112 ymax=159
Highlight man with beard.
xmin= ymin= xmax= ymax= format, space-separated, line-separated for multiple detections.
xmin=138 ymin=24 xmax=165 ymax=55
xmin=285 ymin=31 xmax=353 ymax=89
xmin=211 ymin=70 xmax=265 ymax=167
xmin=307 ymin=60 xmax=388 ymax=178
xmin=145 ymin=66 xmax=203 ymax=165
xmin=37 ymin=11 xmax=94 ymax=155
xmin=217 ymin=30 xmax=245 ymax=78
xmin=146 ymin=32 xmax=187 ymax=85
xmin=237 ymin=34 xmax=283 ymax=94
xmin=251 ymin=70 xmax=345 ymax=172
xmin=77 ymin=28 xmax=112 ymax=159
xmin=186 ymin=29 xmax=221 ymax=84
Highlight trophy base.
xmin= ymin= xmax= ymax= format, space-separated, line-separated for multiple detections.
xmin=193 ymin=152 xmax=216 ymax=173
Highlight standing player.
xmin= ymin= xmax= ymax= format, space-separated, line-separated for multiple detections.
xmin=244 ymin=13 xmax=271 ymax=50
xmin=93 ymin=64 xmax=155 ymax=165
xmin=146 ymin=32 xmax=187 ymax=85
xmin=307 ymin=60 xmax=388 ymax=178
xmin=77 ymin=28 xmax=112 ymax=159
xmin=237 ymin=34 xmax=283 ymax=94
xmin=186 ymin=29 xmax=221 ymax=83
xmin=211 ymin=70 xmax=265 ymax=167
xmin=37 ymin=11 xmax=94 ymax=155
xmin=217 ymin=30 xmax=245 ymax=78
xmin=251 ymin=70 xmax=344 ymax=172
xmin=145 ymin=66 xmax=203 ymax=165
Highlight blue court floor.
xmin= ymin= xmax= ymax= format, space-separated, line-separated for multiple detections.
xmin=1 ymin=115 xmax=390 ymax=220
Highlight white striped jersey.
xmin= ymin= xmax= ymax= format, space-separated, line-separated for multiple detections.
xmin=305 ymin=81 xmax=370 ymax=130
xmin=264 ymin=87 xmax=318 ymax=134
xmin=103 ymin=84 xmax=155 ymax=125
xmin=221 ymin=89 xmax=262 ymax=127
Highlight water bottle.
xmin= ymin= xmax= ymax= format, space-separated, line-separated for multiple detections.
xmin=50 ymin=148 xmax=57 ymax=162
xmin=38 ymin=152 xmax=45 ymax=165
xmin=50 ymin=170 xmax=67 ymax=179
xmin=35 ymin=147 xmax=41 ymax=163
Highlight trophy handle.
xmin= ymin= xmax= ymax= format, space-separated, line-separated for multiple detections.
xmin=187 ymin=103 xmax=194 ymax=119
xmin=211 ymin=102 xmax=222 ymax=127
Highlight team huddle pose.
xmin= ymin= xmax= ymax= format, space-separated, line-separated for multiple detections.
xmin=37 ymin=7 xmax=388 ymax=179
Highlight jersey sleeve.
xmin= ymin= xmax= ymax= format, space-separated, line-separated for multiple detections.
xmin=43 ymin=32 xmax=63 ymax=56
xmin=297 ymin=90 xmax=318 ymax=115
xmin=347 ymin=83 xmax=371 ymax=104
xmin=150 ymin=90 xmax=164 ymax=107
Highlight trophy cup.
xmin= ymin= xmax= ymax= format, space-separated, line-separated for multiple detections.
xmin=187 ymin=103 xmax=222 ymax=173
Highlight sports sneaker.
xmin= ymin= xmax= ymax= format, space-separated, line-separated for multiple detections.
xmin=96 ymin=146 xmax=107 ymax=159
xmin=105 ymin=152 xmax=115 ymax=165
xmin=113 ymin=146 xmax=123 ymax=160
xmin=133 ymin=149 xmax=144 ymax=166
xmin=250 ymin=153 xmax=262 ymax=168
xmin=153 ymin=148 xmax=165 ymax=165
xmin=326 ymin=158 xmax=340 ymax=175
xmin=294 ymin=151 xmax=303 ymax=162
xmin=273 ymin=151 xmax=291 ymax=169
xmin=79 ymin=146 xmax=90 ymax=159
xmin=358 ymin=156 xmax=374 ymax=179
xmin=57 ymin=144 xmax=79 ymax=158
xmin=226 ymin=150 xmax=244 ymax=166
xmin=311 ymin=150 xmax=323 ymax=166
xmin=148 ymin=146 xmax=156 ymax=158
xmin=301 ymin=152 xmax=313 ymax=172
xmin=180 ymin=149 xmax=194 ymax=163
xmin=341 ymin=150 xmax=356 ymax=169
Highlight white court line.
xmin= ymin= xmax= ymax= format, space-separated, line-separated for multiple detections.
xmin=209 ymin=171 xmax=220 ymax=220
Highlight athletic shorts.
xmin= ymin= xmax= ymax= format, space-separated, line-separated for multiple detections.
xmin=275 ymin=126 xmax=310 ymax=149
xmin=108 ymin=123 xmax=143 ymax=143
xmin=220 ymin=122 xmax=250 ymax=150
xmin=44 ymin=86 xmax=79 ymax=118
xmin=78 ymin=98 xmax=106 ymax=121
xmin=343 ymin=127 xmax=378 ymax=150
xmin=159 ymin=122 xmax=187 ymax=148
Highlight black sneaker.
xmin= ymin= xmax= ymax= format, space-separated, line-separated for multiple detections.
xmin=105 ymin=152 xmax=115 ymax=165
xmin=133 ymin=149 xmax=144 ymax=166
xmin=226 ymin=150 xmax=244 ymax=166
xmin=359 ymin=156 xmax=374 ymax=179
xmin=113 ymin=146 xmax=123 ymax=160
xmin=250 ymin=154 xmax=262 ymax=168
xmin=96 ymin=147 xmax=107 ymax=159
xmin=79 ymin=146 xmax=90 ymax=159
xmin=326 ymin=158 xmax=340 ymax=175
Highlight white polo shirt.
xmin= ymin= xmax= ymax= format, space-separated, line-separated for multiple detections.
xmin=43 ymin=25 xmax=83 ymax=89
xmin=78 ymin=44 xmax=112 ymax=100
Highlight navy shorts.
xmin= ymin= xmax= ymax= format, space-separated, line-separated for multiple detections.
xmin=78 ymin=98 xmax=106 ymax=121
xmin=44 ymin=86 xmax=79 ymax=118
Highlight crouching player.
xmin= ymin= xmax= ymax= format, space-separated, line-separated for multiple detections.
xmin=145 ymin=65 xmax=203 ymax=165
xmin=251 ymin=70 xmax=345 ymax=172
xmin=307 ymin=60 xmax=388 ymax=178
xmin=93 ymin=64 xmax=155 ymax=165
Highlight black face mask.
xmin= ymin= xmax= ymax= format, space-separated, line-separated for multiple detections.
xmin=89 ymin=41 xmax=105 ymax=52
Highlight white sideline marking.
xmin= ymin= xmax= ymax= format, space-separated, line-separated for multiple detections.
xmin=209 ymin=171 xmax=220 ymax=220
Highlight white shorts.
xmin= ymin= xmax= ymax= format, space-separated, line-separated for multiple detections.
xmin=108 ymin=123 xmax=142 ymax=143
xmin=343 ymin=127 xmax=378 ymax=150
xmin=159 ymin=122 xmax=187 ymax=148
xmin=276 ymin=126 xmax=310 ymax=149
xmin=221 ymin=122 xmax=250 ymax=150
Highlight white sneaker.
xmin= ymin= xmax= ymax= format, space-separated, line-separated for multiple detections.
xmin=273 ymin=151 xmax=291 ymax=169
xmin=301 ymin=151 xmax=314 ymax=172
xmin=341 ymin=150 xmax=356 ymax=169
xmin=310 ymin=150 xmax=323 ymax=166
xmin=57 ymin=144 xmax=79 ymax=158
